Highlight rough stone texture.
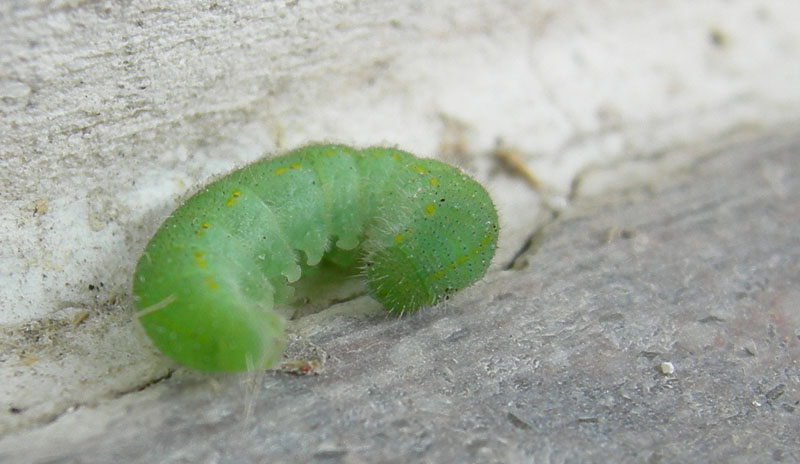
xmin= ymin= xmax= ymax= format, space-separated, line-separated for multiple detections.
xmin=2 ymin=0 xmax=800 ymax=461
xmin=1 ymin=128 xmax=797 ymax=463
xmin=4 ymin=0 xmax=800 ymax=324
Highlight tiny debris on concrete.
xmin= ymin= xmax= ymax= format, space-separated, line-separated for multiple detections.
xmin=659 ymin=361 xmax=675 ymax=375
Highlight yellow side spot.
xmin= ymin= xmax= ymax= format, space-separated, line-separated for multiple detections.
xmin=391 ymin=153 xmax=401 ymax=161
xmin=424 ymin=203 xmax=435 ymax=215
xmin=225 ymin=190 xmax=240 ymax=207
xmin=193 ymin=252 xmax=207 ymax=269
xmin=394 ymin=233 xmax=403 ymax=243
xmin=203 ymin=276 xmax=218 ymax=290
xmin=429 ymin=177 xmax=439 ymax=186
xmin=410 ymin=164 xmax=426 ymax=175
xmin=195 ymin=221 xmax=211 ymax=236
xmin=274 ymin=163 xmax=302 ymax=175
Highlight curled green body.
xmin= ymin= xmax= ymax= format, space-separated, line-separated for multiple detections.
xmin=133 ymin=145 xmax=498 ymax=371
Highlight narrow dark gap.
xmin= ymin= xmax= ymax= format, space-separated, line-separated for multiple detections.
xmin=124 ymin=369 xmax=175 ymax=395
xmin=503 ymin=211 xmax=560 ymax=271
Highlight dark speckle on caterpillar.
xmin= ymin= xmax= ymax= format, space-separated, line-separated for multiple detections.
xmin=133 ymin=144 xmax=498 ymax=371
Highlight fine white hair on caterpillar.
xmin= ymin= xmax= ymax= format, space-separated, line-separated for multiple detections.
xmin=133 ymin=144 xmax=498 ymax=371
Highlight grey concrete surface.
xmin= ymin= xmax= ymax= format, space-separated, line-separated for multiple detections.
xmin=1 ymin=131 xmax=797 ymax=463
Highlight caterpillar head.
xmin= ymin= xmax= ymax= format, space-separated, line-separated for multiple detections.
xmin=363 ymin=164 xmax=498 ymax=314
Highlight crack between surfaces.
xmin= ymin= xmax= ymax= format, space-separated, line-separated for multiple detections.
xmin=501 ymin=131 xmax=696 ymax=271
xmin=503 ymin=209 xmax=560 ymax=271
xmin=502 ymin=127 xmax=785 ymax=272
xmin=8 ymin=369 xmax=176 ymax=436
xmin=116 ymin=369 xmax=175 ymax=396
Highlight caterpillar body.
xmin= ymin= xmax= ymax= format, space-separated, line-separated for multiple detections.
xmin=133 ymin=145 xmax=498 ymax=371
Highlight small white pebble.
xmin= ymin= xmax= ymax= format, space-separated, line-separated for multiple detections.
xmin=659 ymin=361 xmax=675 ymax=375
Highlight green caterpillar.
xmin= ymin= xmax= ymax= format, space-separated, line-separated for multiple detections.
xmin=133 ymin=145 xmax=498 ymax=371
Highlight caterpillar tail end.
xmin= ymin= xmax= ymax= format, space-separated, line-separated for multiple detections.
xmin=135 ymin=293 xmax=286 ymax=372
